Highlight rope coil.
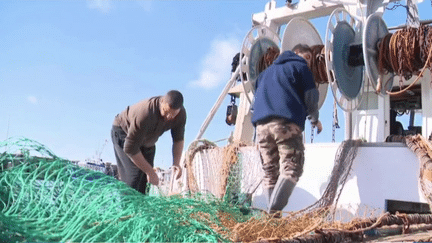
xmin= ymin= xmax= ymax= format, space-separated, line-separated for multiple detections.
xmin=310 ymin=44 xmax=328 ymax=84
xmin=378 ymin=24 xmax=432 ymax=95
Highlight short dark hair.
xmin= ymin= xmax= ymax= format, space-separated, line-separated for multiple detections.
xmin=164 ymin=90 xmax=184 ymax=109
xmin=292 ymin=44 xmax=312 ymax=54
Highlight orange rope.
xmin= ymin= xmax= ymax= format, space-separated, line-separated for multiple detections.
xmin=310 ymin=45 xmax=328 ymax=84
xmin=387 ymin=35 xmax=432 ymax=95
xmin=377 ymin=25 xmax=432 ymax=95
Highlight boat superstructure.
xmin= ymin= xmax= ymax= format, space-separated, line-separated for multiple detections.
xmin=175 ymin=0 xmax=432 ymax=217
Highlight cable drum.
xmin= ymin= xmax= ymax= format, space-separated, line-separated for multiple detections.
xmin=325 ymin=8 xmax=365 ymax=112
xmin=239 ymin=25 xmax=280 ymax=104
xmin=377 ymin=24 xmax=432 ymax=94
xmin=281 ymin=17 xmax=328 ymax=110
xmin=363 ymin=12 xmax=394 ymax=95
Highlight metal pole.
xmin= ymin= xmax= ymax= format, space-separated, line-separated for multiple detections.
xmin=410 ymin=109 xmax=415 ymax=128
xmin=195 ymin=66 xmax=240 ymax=140
xmin=388 ymin=19 xmax=432 ymax=31
xmin=346 ymin=111 xmax=353 ymax=140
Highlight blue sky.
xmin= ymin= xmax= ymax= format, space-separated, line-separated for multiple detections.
xmin=1 ymin=0 xmax=431 ymax=169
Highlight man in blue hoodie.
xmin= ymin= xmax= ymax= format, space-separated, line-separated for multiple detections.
xmin=251 ymin=44 xmax=322 ymax=214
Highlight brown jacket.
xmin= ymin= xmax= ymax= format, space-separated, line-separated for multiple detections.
xmin=113 ymin=96 xmax=186 ymax=155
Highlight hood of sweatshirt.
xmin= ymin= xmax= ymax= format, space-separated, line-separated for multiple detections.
xmin=273 ymin=50 xmax=307 ymax=66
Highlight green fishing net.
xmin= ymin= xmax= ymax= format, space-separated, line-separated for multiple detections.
xmin=0 ymin=137 xmax=252 ymax=242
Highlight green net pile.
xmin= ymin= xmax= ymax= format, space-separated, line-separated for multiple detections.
xmin=0 ymin=138 xmax=252 ymax=242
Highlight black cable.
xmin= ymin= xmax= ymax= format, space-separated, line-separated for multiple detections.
xmin=386 ymin=1 xmax=408 ymax=11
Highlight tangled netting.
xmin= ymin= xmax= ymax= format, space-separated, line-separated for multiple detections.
xmin=378 ymin=24 xmax=432 ymax=94
xmin=0 ymin=137 xmax=252 ymax=242
xmin=385 ymin=134 xmax=432 ymax=207
xmin=404 ymin=134 xmax=432 ymax=207
xmin=184 ymin=140 xmax=261 ymax=204
xmin=184 ymin=140 xmax=365 ymax=241
xmin=229 ymin=139 xmax=363 ymax=242
xmin=185 ymin=138 xmax=432 ymax=242
xmin=4 ymin=137 xmax=432 ymax=242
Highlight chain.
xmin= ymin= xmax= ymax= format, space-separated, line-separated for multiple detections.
xmin=397 ymin=30 xmax=405 ymax=78
xmin=332 ymin=99 xmax=340 ymax=143
xmin=397 ymin=29 xmax=405 ymax=91
xmin=332 ymin=126 xmax=336 ymax=143
xmin=310 ymin=123 xmax=315 ymax=143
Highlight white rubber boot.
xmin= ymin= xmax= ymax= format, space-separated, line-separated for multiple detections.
xmin=263 ymin=186 xmax=274 ymax=206
xmin=267 ymin=176 xmax=296 ymax=213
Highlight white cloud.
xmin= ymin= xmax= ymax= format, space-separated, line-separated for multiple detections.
xmin=87 ymin=0 xmax=112 ymax=14
xmin=27 ymin=96 xmax=38 ymax=104
xmin=190 ymin=38 xmax=240 ymax=90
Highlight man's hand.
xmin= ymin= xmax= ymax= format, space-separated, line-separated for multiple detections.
xmin=172 ymin=165 xmax=182 ymax=180
xmin=129 ymin=152 xmax=159 ymax=186
xmin=172 ymin=140 xmax=184 ymax=180
xmin=312 ymin=120 xmax=323 ymax=134
xmin=147 ymin=170 xmax=159 ymax=186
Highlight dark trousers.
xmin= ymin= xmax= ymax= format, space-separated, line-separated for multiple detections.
xmin=111 ymin=125 xmax=155 ymax=194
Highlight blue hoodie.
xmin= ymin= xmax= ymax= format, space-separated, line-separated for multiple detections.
xmin=251 ymin=50 xmax=319 ymax=131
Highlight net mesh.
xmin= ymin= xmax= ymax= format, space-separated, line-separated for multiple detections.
xmin=0 ymin=137 xmax=251 ymax=242
xmin=185 ymin=139 xmax=361 ymax=210
xmin=405 ymin=135 xmax=432 ymax=208
xmin=184 ymin=140 xmax=263 ymax=204
xmin=183 ymin=138 xmax=432 ymax=241
xmin=183 ymin=139 xmax=368 ymax=241
xmin=3 ymin=136 xmax=432 ymax=242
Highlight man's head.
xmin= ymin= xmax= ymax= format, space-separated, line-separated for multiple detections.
xmin=160 ymin=90 xmax=183 ymax=121
xmin=292 ymin=44 xmax=312 ymax=67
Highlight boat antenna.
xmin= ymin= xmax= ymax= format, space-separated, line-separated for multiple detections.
xmin=6 ymin=116 xmax=10 ymax=140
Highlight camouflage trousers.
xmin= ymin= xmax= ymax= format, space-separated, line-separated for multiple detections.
xmin=256 ymin=118 xmax=305 ymax=189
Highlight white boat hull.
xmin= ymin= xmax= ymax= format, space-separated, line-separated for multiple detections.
xmin=251 ymin=142 xmax=426 ymax=218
